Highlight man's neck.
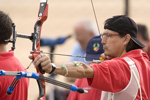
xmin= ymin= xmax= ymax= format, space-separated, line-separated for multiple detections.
xmin=116 ymin=48 xmax=127 ymax=58
xmin=0 ymin=44 xmax=8 ymax=53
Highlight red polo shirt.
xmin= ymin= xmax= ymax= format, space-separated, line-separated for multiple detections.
xmin=88 ymin=49 xmax=150 ymax=100
xmin=0 ymin=51 xmax=29 ymax=100
xmin=67 ymin=78 xmax=101 ymax=100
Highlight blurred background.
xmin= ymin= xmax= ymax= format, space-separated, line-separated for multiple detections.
xmin=0 ymin=0 xmax=150 ymax=99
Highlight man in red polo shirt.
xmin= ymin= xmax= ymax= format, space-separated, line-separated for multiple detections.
xmin=32 ymin=15 xmax=150 ymax=100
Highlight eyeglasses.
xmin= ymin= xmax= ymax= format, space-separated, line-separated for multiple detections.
xmin=100 ymin=33 xmax=119 ymax=39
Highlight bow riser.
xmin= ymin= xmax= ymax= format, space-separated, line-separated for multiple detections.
xmin=32 ymin=1 xmax=48 ymax=99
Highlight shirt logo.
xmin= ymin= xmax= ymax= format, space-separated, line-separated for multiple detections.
xmin=93 ymin=43 xmax=100 ymax=52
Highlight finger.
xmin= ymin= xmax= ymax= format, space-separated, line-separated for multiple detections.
xmin=41 ymin=58 xmax=51 ymax=68
xmin=106 ymin=56 xmax=112 ymax=60
xmin=33 ymin=55 xmax=43 ymax=67
xmin=42 ymin=63 xmax=52 ymax=73
xmin=28 ymin=55 xmax=34 ymax=60
xmin=101 ymin=53 xmax=106 ymax=59
xmin=41 ymin=54 xmax=51 ymax=64
xmin=34 ymin=54 xmax=50 ymax=68
xmin=41 ymin=55 xmax=52 ymax=73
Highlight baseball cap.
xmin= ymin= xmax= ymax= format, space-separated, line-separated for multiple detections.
xmin=104 ymin=15 xmax=145 ymax=48
xmin=85 ymin=36 xmax=104 ymax=63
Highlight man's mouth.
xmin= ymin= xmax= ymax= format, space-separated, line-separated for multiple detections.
xmin=103 ymin=45 xmax=107 ymax=50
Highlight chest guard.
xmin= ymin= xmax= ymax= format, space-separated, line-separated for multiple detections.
xmin=100 ymin=57 xmax=142 ymax=100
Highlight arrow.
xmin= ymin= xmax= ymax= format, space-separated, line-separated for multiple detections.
xmin=30 ymin=51 xmax=103 ymax=60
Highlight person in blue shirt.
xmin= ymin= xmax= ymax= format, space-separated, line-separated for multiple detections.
xmin=69 ymin=18 xmax=99 ymax=64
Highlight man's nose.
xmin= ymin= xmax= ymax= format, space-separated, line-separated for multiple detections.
xmin=101 ymin=38 xmax=106 ymax=44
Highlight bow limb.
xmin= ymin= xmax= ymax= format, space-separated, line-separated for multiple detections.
xmin=32 ymin=0 xmax=48 ymax=100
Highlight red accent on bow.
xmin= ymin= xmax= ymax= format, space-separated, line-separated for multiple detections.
xmin=32 ymin=1 xmax=48 ymax=100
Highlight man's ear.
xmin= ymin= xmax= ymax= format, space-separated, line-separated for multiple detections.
xmin=123 ymin=34 xmax=131 ymax=45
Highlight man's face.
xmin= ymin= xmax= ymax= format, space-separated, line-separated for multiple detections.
xmin=74 ymin=24 xmax=92 ymax=43
xmin=101 ymin=29 xmax=126 ymax=58
xmin=75 ymin=26 xmax=86 ymax=42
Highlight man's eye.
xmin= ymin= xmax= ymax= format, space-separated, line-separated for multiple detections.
xmin=105 ymin=33 xmax=109 ymax=37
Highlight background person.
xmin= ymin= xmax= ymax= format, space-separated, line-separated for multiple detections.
xmin=69 ymin=18 xmax=99 ymax=64
xmin=0 ymin=10 xmax=29 ymax=100
xmin=31 ymin=15 xmax=150 ymax=99
xmin=137 ymin=24 xmax=150 ymax=58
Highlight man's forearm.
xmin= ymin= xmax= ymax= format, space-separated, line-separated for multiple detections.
xmin=53 ymin=62 xmax=94 ymax=78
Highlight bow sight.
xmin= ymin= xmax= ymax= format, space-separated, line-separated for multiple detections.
xmin=6 ymin=23 xmax=37 ymax=52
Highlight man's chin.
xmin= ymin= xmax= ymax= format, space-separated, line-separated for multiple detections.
xmin=104 ymin=51 xmax=109 ymax=56
xmin=104 ymin=52 xmax=115 ymax=59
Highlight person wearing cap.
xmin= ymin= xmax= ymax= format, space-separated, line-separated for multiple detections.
xmin=137 ymin=24 xmax=150 ymax=59
xmin=67 ymin=36 xmax=104 ymax=100
xmin=30 ymin=15 xmax=150 ymax=100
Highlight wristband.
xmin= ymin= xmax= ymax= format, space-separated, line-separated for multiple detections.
xmin=74 ymin=61 xmax=79 ymax=66
xmin=74 ymin=62 xmax=79 ymax=76
xmin=62 ymin=65 xmax=68 ymax=76
xmin=49 ymin=63 xmax=56 ymax=74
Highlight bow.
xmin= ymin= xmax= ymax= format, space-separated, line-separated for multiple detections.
xmin=7 ymin=0 xmax=48 ymax=99
xmin=31 ymin=0 xmax=48 ymax=99
xmin=6 ymin=0 xmax=101 ymax=99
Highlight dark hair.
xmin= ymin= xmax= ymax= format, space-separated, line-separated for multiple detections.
xmin=118 ymin=34 xmax=141 ymax=52
xmin=0 ymin=11 xmax=12 ymax=44
xmin=114 ymin=27 xmax=141 ymax=52
xmin=126 ymin=39 xmax=141 ymax=52
xmin=137 ymin=24 xmax=149 ymax=41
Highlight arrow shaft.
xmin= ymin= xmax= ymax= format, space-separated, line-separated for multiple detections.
xmin=31 ymin=51 xmax=100 ymax=60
